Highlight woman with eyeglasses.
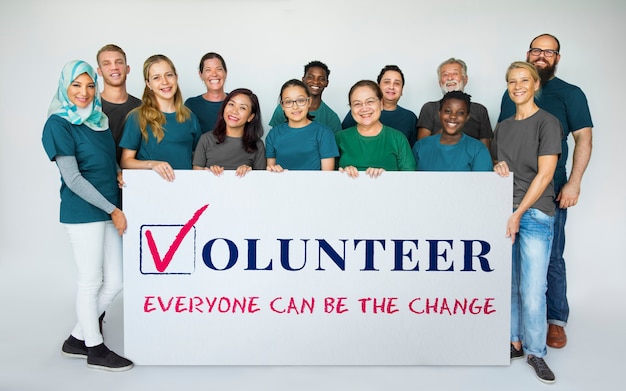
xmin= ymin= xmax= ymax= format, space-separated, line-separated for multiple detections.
xmin=265 ymin=79 xmax=338 ymax=171
xmin=192 ymin=88 xmax=266 ymax=177
xmin=335 ymin=80 xmax=416 ymax=178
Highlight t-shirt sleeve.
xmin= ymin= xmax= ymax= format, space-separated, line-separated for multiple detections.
xmin=472 ymin=144 xmax=494 ymax=172
xmin=538 ymin=114 xmax=563 ymax=157
xmin=42 ymin=115 xmax=75 ymax=161
xmin=397 ymin=134 xmax=417 ymax=171
xmin=253 ymin=141 xmax=267 ymax=169
xmin=416 ymin=102 xmax=435 ymax=131
xmin=318 ymin=126 xmax=340 ymax=158
xmin=118 ymin=112 xmax=142 ymax=150
xmin=567 ymin=87 xmax=594 ymax=131
xmin=265 ymin=129 xmax=276 ymax=158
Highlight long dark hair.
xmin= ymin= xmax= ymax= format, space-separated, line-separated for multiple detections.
xmin=212 ymin=88 xmax=264 ymax=153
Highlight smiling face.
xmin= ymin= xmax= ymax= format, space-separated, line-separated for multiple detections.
xmin=97 ymin=50 xmax=130 ymax=87
xmin=526 ymin=35 xmax=560 ymax=82
xmin=439 ymin=63 xmax=467 ymax=93
xmin=223 ymin=93 xmax=255 ymax=130
xmin=439 ymin=98 xmax=469 ymax=137
xmin=507 ymin=67 xmax=540 ymax=107
xmin=350 ymin=85 xmax=383 ymax=127
xmin=146 ymin=60 xmax=178 ymax=104
xmin=302 ymin=66 xmax=328 ymax=98
xmin=281 ymin=85 xmax=311 ymax=125
xmin=379 ymin=70 xmax=403 ymax=105
xmin=67 ymin=73 xmax=96 ymax=108
xmin=200 ymin=57 xmax=227 ymax=94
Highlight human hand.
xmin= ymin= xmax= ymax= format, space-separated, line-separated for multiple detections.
xmin=235 ymin=165 xmax=252 ymax=177
xmin=152 ymin=161 xmax=175 ymax=182
xmin=207 ymin=165 xmax=225 ymax=176
xmin=365 ymin=167 xmax=385 ymax=178
xmin=556 ymin=181 xmax=580 ymax=208
xmin=110 ymin=208 xmax=127 ymax=236
xmin=339 ymin=166 xmax=359 ymax=178
xmin=493 ymin=161 xmax=510 ymax=177
xmin=266 ymin=164 xmax=284 ymax=173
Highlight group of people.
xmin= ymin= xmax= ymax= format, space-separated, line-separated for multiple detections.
xmin=42 ymin=33 xmax=593 ymax=383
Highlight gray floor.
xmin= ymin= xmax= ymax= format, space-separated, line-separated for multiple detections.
xmin=1 ymin=246 xmax=623 ymax=391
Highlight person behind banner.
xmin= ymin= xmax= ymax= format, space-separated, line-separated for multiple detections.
xmin=412 ymin=91 xmax=492 ymax=172
xmin=265 ymin=79 xmax=338 ymax=172
xmin=120 ymin=54 xmax=201 ymax=181
xmin=41 ymin=60 xmax=133 ymax=372
xmin=491 ymin=61 xmax=562 ymax=384
xmin=96 ymin=44 xmax=142 ymax=164
xmin=185 ymin=52 xmax=228 ymax=133
xmin=192 ymin=88 xmax=266 ymax=177
xmin=336 ymin=80 xmax=416 ymax=178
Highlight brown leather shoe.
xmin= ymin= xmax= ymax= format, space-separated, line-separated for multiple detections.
xmin=547 ymin=324 xmax=567 ymax=348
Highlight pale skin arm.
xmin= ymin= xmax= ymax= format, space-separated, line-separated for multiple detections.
xmin=121 ymin=148 xmax=175 ymax=182
xmin=339 ymin=166 xmax=385 ymax=179
xmin=494 ymin=155 xmax=559 ymax=243
xmin=557 ymin=127 xmax=592 ymax=208
xmin=321 ymin=158 xmax=335 ymax=171
xmin=266 ymin=158 xmax=284 ymax=172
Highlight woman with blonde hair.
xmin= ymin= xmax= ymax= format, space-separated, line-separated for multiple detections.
xmin=492 ymin=61 xmax=562 ymax=384
xmin=120 ymin=54 xmax=201 ymax=181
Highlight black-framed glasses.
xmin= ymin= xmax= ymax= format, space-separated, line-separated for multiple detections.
xmin=281 ymin=97 xmax=309 ymax=108
xmin=529 ymin=48 xmax=559 ymax=57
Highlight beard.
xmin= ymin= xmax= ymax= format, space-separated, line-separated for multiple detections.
xmin=440 ymin=80 xmax=465 ymax=94
xmin=527 ymin=56 xmax=558 ymax=85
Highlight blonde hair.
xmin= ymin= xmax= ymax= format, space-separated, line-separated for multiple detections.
xmin=506 ymin=61 xmax=541 ymax=97
xmin=137 ymin=54 xmax=190 ymax=142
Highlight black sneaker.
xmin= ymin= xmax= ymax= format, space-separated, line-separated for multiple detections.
xmin=61 ymin=335 xmax=87 ymax=358
xmin=527 ymin=354 xmax=556 ymax=384
xmin=87 ymin=343 xmax=134 ymax=372
xmin=510 ymin=343 xmax=524 ymax=360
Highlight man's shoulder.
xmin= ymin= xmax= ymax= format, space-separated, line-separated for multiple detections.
xmin=545 ymin=77 xmax=586 ymax=95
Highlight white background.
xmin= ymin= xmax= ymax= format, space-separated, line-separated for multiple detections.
xmin=0 ymin=0 xmax=624 ymax=390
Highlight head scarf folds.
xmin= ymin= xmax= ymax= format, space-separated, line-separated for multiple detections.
xmin=47 ymin=60 xmax=109 ymax=131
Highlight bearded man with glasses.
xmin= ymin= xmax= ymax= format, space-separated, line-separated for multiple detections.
xmin=497 ymin=33 xmax=594 ymax=351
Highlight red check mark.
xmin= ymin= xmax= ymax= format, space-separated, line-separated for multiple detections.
xmin=145 ymin=204 xmax=209 ymax=272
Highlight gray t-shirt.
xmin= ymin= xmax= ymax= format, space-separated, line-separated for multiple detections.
xmin=192 ymin=132 xmax=266 ymax=170
xmin=417 ymin=100 xmax=493 ymax=141
xmin=491 ymin=109 xmax=562 ymax=215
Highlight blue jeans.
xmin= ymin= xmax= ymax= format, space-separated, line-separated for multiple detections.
xmin=510 ymin=208 xmax=554 ymax=358
xmin=547 ymin=203 xmax=568 ymax=326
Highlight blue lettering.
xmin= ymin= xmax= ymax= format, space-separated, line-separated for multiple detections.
xmin=461 ymin=240 xmax=493 ymax=272
xmin=427 ymin=239 xmax=454 ymax=271
xmin=202 ymin=238 xmax=238 ymax=270
xmin=244 ymin=239 xmax=272 ymax=270
xmin=316 ymin=239 xmax=347 ymax=271
xmin=392 ymin=239 xmax=420 ymax=271
xmin=354 ymin=239 xmax=385 ymax=271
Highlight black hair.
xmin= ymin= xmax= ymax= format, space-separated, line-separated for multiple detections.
xmin=439 ymin=90 xmax=471 ymax=114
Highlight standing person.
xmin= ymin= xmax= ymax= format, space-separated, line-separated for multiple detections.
xmin=185 ymin=52 xmax=228 ymax=134
xmin=96 ymin=44 xmax=141 ymax=164
xmin=498 ymin=34 xmax=593 ymax=349
xmin=268 ymin=60 xmax=342 ymax=133
xmin=413 ymin=91 xmax=492 ymax=172
xmin=342 ymin=65 xmax=418 ymax=147
xmin=336 ymin=80 xmax=416 ymax=179
xmin=417 ymin=58 xmax=493 ymax=148
xmin=265 ymin=79 xmax=338 ymax=171
xmin=120 ymin=54 xmax=201 ymax=181
xmin=42 ymin=60 xmax=133 ymax=371
xmin=492 ymin=61 xmax=562 ymax=384
xmin=193 ymin=88 xmax=266 ymax=176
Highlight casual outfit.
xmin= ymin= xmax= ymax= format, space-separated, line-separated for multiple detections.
xmin=491 ymin=109 xmax=562 ymax=383
xmin=119 ymin=111 xmax=202 ymax=169
xmin=335 ymin=125 xmax=417 ymax=171
xmin=102 ymin=96 xmax=141 ymax=163
xmin=499 ymin=77 xmax=593 ymax=331
xmin=42 ymin=60 xmax=133 ymax=371
xmin=193 ymin=131 xmax=267 ymax=170
xmin=342 ymin=106 xmax=418 ymax=147
xmin=418 ymin=101 xmax=493 ymax=141
xmin=269 ymin=101 xmax=343 ymax=134
xmin=413 ymin=133 xmax=493 ymax=172
xmin=265 ymin=121 xmax=338 ymax=170
xmin=185 ymin=95 xmax=225 ymax=134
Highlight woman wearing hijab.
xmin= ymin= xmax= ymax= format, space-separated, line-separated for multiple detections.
xmin=42 ymin=60 xmax=133 ymax=372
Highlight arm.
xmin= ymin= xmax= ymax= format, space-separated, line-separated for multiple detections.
xmin=557 ymin=127 xmax=592 ymax=208
xmin=120 ymin=148 xmax=175 ymax=182
xmin=506 ymin=154 xmax=559 ymax=242
xmin=417 ymin=127 xmax=432 ymax=141
xmin=56 ymin=156 xmax=126 ymax=235
xmin=321 ymin=157 xmax=335 ymax=171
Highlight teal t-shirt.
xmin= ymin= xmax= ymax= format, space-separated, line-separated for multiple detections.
xmin=265 ymin=121 xmax=339 ymax=170
xmin=185 ymin=95 xmax=224 ymax=134
xmin=42 ymin=115 xmax=119 ymax=223
xmin=413 ymin=133 xmax=493 ymax=172
xmin=120 ymin=111 xmax=202 ymax=169
xmin=269 ymin=101 xmax=342 ymax=134
xmin=335 ymin=125 xmax=417 ymax=171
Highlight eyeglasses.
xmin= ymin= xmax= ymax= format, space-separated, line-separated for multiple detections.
xmin=350 ymin=98 xmax=379 ymax=110
xmin=529 ymin=48 xmax=559 ymax=57
xmin=281 ymin=97 xmax=309 ymax=108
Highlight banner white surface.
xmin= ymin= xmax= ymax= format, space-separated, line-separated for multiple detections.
xmin=122 ymin=170 xmax=512 ymax=365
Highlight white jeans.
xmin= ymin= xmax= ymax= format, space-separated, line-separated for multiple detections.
xmin=64 ymin=220 xmax=123 ymax=347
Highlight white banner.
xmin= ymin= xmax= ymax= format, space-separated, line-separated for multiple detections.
xmin=122 ymin=170 xmax=512 ymax=365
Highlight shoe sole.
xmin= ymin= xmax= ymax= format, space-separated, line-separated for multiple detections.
xmin=527 ymin=361 xmax=556 ymax=384
xmin=87 ymin=362 xmax=134 ymax=372
xmin=61 ymin=351 xmax=87 ymax=359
